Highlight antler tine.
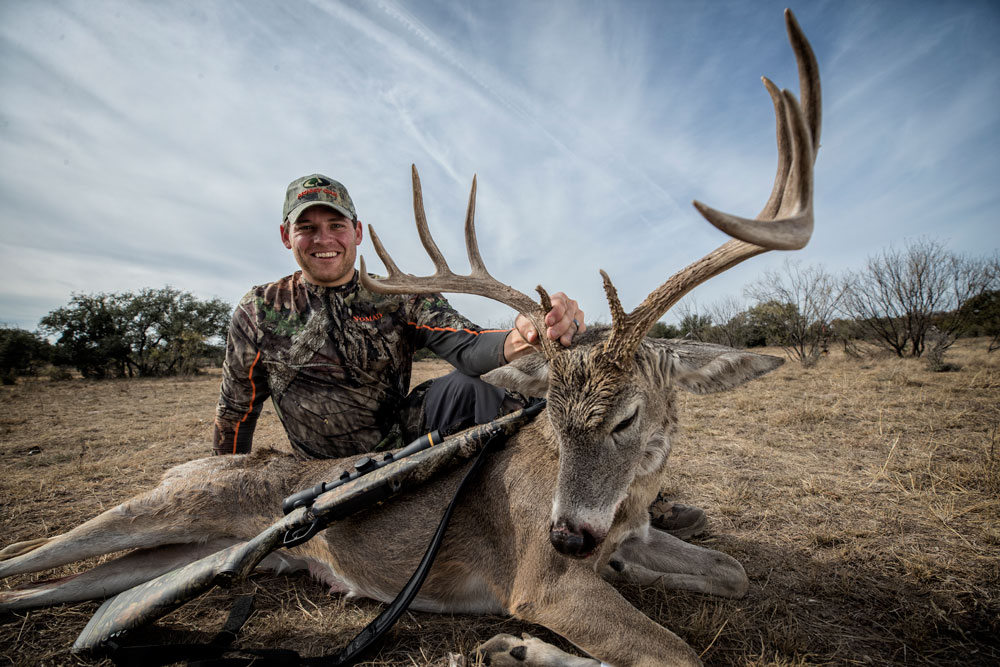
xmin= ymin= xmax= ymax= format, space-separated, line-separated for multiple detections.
xmin=411 ymin=164 xmax=452 ymax=276
xmin=602 ymin=9 xmax=820 ymax=366
xmin=363 ymin=225 xmax=405 ymax=278
xmin=756 ymin=77 xmax=791 ymax=221
xmin=464 ymin=174 xmax=490 ymax=276
xmin=359 ymin=166 xmax=563 ymax=360
xmin=786 ymin=7 xmax=821 ymax=156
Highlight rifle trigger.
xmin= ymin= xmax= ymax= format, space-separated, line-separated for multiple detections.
xmin=282 ymin=518 xmax=322 ymax=549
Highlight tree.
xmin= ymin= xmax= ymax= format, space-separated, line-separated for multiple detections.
xmin=40 ymin=288 xmax=231 ymax=378
xmin=744 ymin=260 xmax=841 ymax=366
xmin=648 ymin=321 xmax=681 ymax=339
xmin=40 ymin=293 xmax=132 ymax=378
xmin=122 ymin=287 xmax=231 ymax=376
xmin=840 ymin=239 xmax=995 ymax=358
xmin=675 ymin=302 xmax=713 ymax=342
xmin=958 ymin=289 xmax=1000 ymax=352
xmin=707 ymin=296 xmax=750 ymax=348
xmin=0 ymin=327 xmax=53 ymax=384
xmin=745 ymin=299 xmax=799 ymax=345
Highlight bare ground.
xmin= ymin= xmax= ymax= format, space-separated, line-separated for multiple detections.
xmin=1 ymin=344 xmax=998 ymax=666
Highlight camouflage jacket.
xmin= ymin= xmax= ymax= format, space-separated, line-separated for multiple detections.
xmin=213 ymin=271 xmax=509 ymax=459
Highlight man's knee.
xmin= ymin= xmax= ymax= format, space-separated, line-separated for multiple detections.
xmin=422 ymin=371 xmax=506 ymax=433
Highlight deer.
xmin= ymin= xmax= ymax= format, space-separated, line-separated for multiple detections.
xmin=0 ymin=10 xmax=819 ymax=666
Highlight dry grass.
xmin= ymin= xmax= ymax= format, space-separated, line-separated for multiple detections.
xmin=1 ymin=345 xmax=999 ymax=666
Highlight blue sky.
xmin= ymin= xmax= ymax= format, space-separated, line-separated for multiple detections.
xmin=1 ymin=0 xmax=998 ymax=331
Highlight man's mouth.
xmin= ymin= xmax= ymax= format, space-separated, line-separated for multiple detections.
xmin=312 ymin=252 xmax=340 ymax=259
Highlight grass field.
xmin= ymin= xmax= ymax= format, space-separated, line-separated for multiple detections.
xmin=1 ymin=342 xmax=998 ymax=666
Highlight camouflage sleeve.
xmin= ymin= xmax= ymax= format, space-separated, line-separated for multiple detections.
xmin=213 ymin=293 xmax=271 ymax=455
xmin=407 ymin=293 xmax=510 ymax=376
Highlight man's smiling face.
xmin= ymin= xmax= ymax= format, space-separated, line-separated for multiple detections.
xmin=280 ymin=204 xmax=363 ymax=287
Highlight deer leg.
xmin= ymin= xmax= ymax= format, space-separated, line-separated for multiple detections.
xmin=507 ymin=565 xmax=702 ymax=667
xmin=602 ymin=526 xmax=747 ymax=598
xmin=0 ymin=494 xmax=249 ymax=580
xmin=0 ymin=537 xmax=345 ymax=612
xmin=0 ymin=539 xmax=238 ymax=610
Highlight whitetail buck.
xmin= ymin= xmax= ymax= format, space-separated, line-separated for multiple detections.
xmin=0 ymin=10 xmax=819 ymax=666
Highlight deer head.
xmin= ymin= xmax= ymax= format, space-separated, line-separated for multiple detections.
xmin=362 ymin=9 xmax=820 ymax=560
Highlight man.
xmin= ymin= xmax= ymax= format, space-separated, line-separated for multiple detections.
xmin=213 ymin=173 xmax=583 ymax=460
xmin=213 ymin=173 xmax=704 ymax=536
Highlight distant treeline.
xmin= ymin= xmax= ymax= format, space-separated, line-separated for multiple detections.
xmin=2 ymin=239 xmax=998 ymax=383
xmin=647 ymin=238 xmax=998 ymax=371
xmin=2 ymin=287 xmax=230 ymax=383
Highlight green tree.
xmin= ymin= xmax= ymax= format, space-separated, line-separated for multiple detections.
xmin=123 ymin=287 xmax=231 ymax=376
xmin=745 ymin=300 xmax=801 ymax=348
xmin=648 ymin=321 xmax=681 ymax=339
xmin=957 ymin=289 xmax=1000 ymax=352
xmin=0 ymin=327 xmax=53 ymax=384
xmin=678 ymin=313 xmax=713 ymax=342
xmin=40 ymin=288 xmax=231 ymax=378
xmin=40 ymin=293 xmax=132 ymax=378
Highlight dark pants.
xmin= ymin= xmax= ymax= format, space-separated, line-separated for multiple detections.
xmin=423 ymin=370 xmax=507 ymax=433
xmin=401 ymin=371 xmax=511 ymax=441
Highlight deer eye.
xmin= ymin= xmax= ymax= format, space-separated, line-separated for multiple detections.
xmin=613 ymin=410 xmax=638 ymax=433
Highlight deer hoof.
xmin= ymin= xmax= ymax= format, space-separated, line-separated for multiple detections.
xmin=476 ymin=632 xmax=592 ymax=666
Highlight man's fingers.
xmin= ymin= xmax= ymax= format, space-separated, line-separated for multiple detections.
xmin=544 ymin=292 xmax=573 ymax=327
xmin=540 ymin=292 xmax=584 ymax=347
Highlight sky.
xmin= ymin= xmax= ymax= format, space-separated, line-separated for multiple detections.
xmin=1 ymin=0 xmax=998 ymax=332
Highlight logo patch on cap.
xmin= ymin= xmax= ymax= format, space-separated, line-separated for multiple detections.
xmin=302 ymin=177 xmax=332 ymax=188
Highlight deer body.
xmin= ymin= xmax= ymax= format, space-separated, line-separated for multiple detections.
xmin=2 ymin=11 xmax=820 ymax=665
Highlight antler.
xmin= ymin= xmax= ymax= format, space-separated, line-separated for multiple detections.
xmin=359 ymin=165 xmax=563 ymax=360
xmin=602 ymin=9 xmax=821 ymax=366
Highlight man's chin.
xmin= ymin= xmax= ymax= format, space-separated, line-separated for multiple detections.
xmin=302 ymin=265 xmax=354 ymax=287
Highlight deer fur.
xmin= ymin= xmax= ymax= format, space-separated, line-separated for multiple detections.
xmin=0 ymin=329 xmax=781 ymax=666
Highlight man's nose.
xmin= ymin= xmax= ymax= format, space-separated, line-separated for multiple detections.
xmin=314 ymin=225 xmax=340 ymax=243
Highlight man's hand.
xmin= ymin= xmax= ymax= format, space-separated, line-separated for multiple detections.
xmin=503 ymin=292 xmax=586 ymax=362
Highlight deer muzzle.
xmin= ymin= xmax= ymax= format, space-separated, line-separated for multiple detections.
xmin=549 ymin=518 xmax=602 ymax=559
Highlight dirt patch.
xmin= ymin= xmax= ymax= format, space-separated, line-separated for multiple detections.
xmin=1 ymin=348 xmax=998 ymax=665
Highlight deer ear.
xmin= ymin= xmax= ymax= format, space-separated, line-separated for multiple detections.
xmin=482 ymin=354 xmax=550 ymax=397
xmin=654 ymin=340 xmax=784 ymax=395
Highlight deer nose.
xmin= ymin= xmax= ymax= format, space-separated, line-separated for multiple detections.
xmin=549 ymin=518 xmax=599 ymax=558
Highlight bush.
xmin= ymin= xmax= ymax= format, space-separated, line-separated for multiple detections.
xmin=0 ymin=327 xmax=52 ymax=381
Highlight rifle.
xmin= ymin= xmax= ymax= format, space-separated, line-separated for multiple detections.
xmin=72 ymin=400 xmax=546 ymax=656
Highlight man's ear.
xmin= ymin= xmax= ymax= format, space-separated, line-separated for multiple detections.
xmin=650 ymin=339 xmax=784 ymax=395
xmin=353 ymin=219 xmax=363 ymax=246
xmin=482 ymin=353 xmax=549 ymax=397
xmin=280 ymin=223 xmax=292 ymax=249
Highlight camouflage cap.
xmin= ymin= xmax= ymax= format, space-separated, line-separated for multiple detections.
xmin=283 ymin=174 xmax=357 ymax=224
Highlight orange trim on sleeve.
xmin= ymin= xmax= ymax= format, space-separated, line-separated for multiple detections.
xmin=231 ymin=350 xmax=262 ymax=454
xmin=407 ymin=322 xmax=511 ymax=335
